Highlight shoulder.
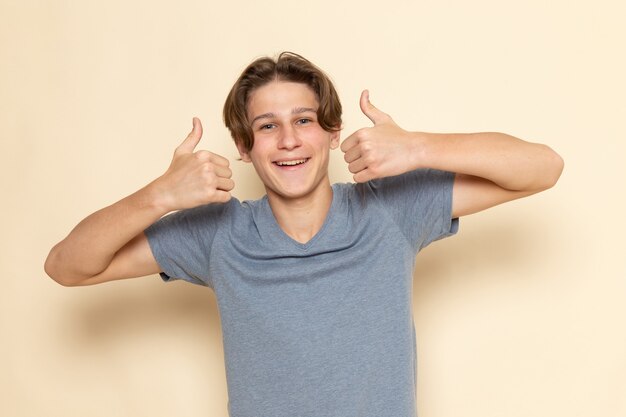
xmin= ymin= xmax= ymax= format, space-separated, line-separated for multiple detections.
xmin=331 ymin=169 xmax=453 ymax=207
xmin=369 ymin=169 xmax=454 ymax=191
xmin=146 ymin=197 xmax=248 ymax=238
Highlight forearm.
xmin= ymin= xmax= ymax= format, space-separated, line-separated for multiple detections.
xmin=45 ymin=118 xmax=234 ymax=286
xmin=412 ymin=131 xmax=564 ymax=191
xmin=45 ymin=181 xmax=168 ymax=283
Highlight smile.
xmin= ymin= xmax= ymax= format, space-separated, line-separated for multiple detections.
xmin=274 ymin=158 xmax=309 ymax=167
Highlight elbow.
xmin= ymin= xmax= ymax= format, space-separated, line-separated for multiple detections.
xmin=541 ymin=145 xmax=565 ymax=190
xmin=44 ymin=245 xmax=80 ymax=287
xmin=44 ymin=247 xmax=67 ymax=286
xmin=525 ymin=144 xmax=563 ymax=193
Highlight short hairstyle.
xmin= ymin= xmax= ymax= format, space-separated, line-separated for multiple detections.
xmin=223 ymin=52 xmax=342 ymax=152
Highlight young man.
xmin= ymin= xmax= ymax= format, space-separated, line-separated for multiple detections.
xmin=45 ymin=52 xmax=563 ymax=417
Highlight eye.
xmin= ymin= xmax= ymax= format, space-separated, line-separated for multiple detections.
xmin=259 ymin=123 xmax=275 ymax=130
xmin=296 ymin=118 xmax=312 ymax=125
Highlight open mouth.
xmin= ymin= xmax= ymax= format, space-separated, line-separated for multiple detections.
xmin=273 ymin=158 xmax=310 ymax=167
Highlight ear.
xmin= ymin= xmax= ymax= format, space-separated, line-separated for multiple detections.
xmin=329 ymin=129 xmax=340 ymax=150
xmin=236 ymin=141 xmax=252 ymax=162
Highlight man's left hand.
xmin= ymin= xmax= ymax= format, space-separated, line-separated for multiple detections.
xmin=340 ymin=90 xmax=420 ymax=183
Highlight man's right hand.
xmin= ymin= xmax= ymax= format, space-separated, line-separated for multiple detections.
xmin=152 ymin=117 xmax=235 ymax=212
xmin=45 ymin=117 xmax=235 ymax=286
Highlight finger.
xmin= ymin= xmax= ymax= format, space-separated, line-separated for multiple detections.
xmin=213 ymin=164 xmax=232 ymax=179
xmin=194 ymin=150 xmax=231 ymax=168
xmin=216 ymin=177 xmax=235 ymax=192
xmin=348 ymin=158 xmax=368 ymax=174
xmin=340 ymin=132 xmax=358 ymax=153
xmin=359 ymin=90 xmax=390 ymax=125
xmin=209 ymin=152 xmax=230 ymax=168
xmin=343 ymin=146 xmax=361 ymax=164
xmin=353 ymin=169 xmax=373 ymax=183
xmin=176 ymin=117 xmax=203 ymax=154
xmin=211 ymin=190 xmax=232 ymax=203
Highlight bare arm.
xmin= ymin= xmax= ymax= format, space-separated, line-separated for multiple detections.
xmin=45 ymin=188 xmax=167 ymax=286
xmin=44 ymin=118 xmax=234 ymax=286
xmin=417 ymin=131 xmax=563 ymax=217
xmin=340 ymin=91 xmax=564 ymax=217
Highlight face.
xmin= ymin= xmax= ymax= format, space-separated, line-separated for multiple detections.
xmin=238 ymin=81 xmax=340 ymax=202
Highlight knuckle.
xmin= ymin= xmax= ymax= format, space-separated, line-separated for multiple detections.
xmin=355 ymin=129 xmax=367 ymax=140
xmin=194 ymin=150 xmax=209 ymax=160
xmin=201 ymin=166 xmax=216 ymax=180
xmin=199 ymin=163 xmax=210 ymax=173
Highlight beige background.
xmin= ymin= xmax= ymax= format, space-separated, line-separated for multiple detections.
xmin=1 ymin=0 xmax=624 ymax=416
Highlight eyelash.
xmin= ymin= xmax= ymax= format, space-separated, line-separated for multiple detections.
xmin=259 ymin=118 xmax=312 ymax=130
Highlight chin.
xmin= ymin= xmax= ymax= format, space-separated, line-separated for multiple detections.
xmin=268 ymin=188 xmax=310 ymax=200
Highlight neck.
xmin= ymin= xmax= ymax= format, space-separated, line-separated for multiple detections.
xmin=266 ymin=181 xmax=333 ymax=244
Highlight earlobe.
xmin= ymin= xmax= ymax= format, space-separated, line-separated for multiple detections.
xmin=330 ymin=131 xmax=340 ymax=150
xmin=236 ymin=142 xmax=252 ymax=162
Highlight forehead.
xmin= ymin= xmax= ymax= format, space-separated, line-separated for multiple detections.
xmin=247 ymin=81 xmax=318 ymax=118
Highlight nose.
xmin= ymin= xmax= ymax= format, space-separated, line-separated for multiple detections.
xmin=277 ymin=125 xmax=302 ymax=150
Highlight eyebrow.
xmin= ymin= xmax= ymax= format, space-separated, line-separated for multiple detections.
xmin=250 ymin=107 xmax=317 ymax=125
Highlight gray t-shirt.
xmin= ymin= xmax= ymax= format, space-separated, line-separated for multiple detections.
xmin=145 ymin=168 xmax=458 ymax=417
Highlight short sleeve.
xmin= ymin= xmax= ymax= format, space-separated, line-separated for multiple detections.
xmin=366 ymin=169 xmax=459 ymax=251
xmin=144 ymin=202 xmax=229 ymax=288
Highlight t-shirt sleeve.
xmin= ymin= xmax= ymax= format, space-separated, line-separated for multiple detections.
xmin=366 ymin=168 xmax=459 ymax=251
xmin=144 ymin=202 xmax=229 ymax=288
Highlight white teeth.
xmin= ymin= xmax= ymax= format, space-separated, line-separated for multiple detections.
xmin=276 ymin=159 xmax=307 ymax=166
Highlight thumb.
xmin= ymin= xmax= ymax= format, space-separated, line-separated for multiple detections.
xmin=176 ymin=117 xmax=203 ymax=153
xmin=359 ymin=90 xmax=389 ymax=125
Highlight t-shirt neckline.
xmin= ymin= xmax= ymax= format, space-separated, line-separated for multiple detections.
xmin=261 ymin=184 xmax=339 ymax=250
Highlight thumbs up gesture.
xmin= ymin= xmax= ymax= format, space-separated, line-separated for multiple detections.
xmin=153 ymin=118 xmax=234 ymax=212
xmin=341 ymin=91 xmax=419 ymax=183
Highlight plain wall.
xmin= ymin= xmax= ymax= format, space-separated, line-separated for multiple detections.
xmin=1 ymin=0 xmax=624 ymax=416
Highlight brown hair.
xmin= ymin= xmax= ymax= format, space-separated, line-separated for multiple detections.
xmin=223 ymin=52 xmax=342 ymax=152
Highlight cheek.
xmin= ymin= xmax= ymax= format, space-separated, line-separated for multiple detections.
xmin=248 ymin=141 xmax=269 ymax=158
xmin=304 ymin=129 xmax=333 ymax=146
